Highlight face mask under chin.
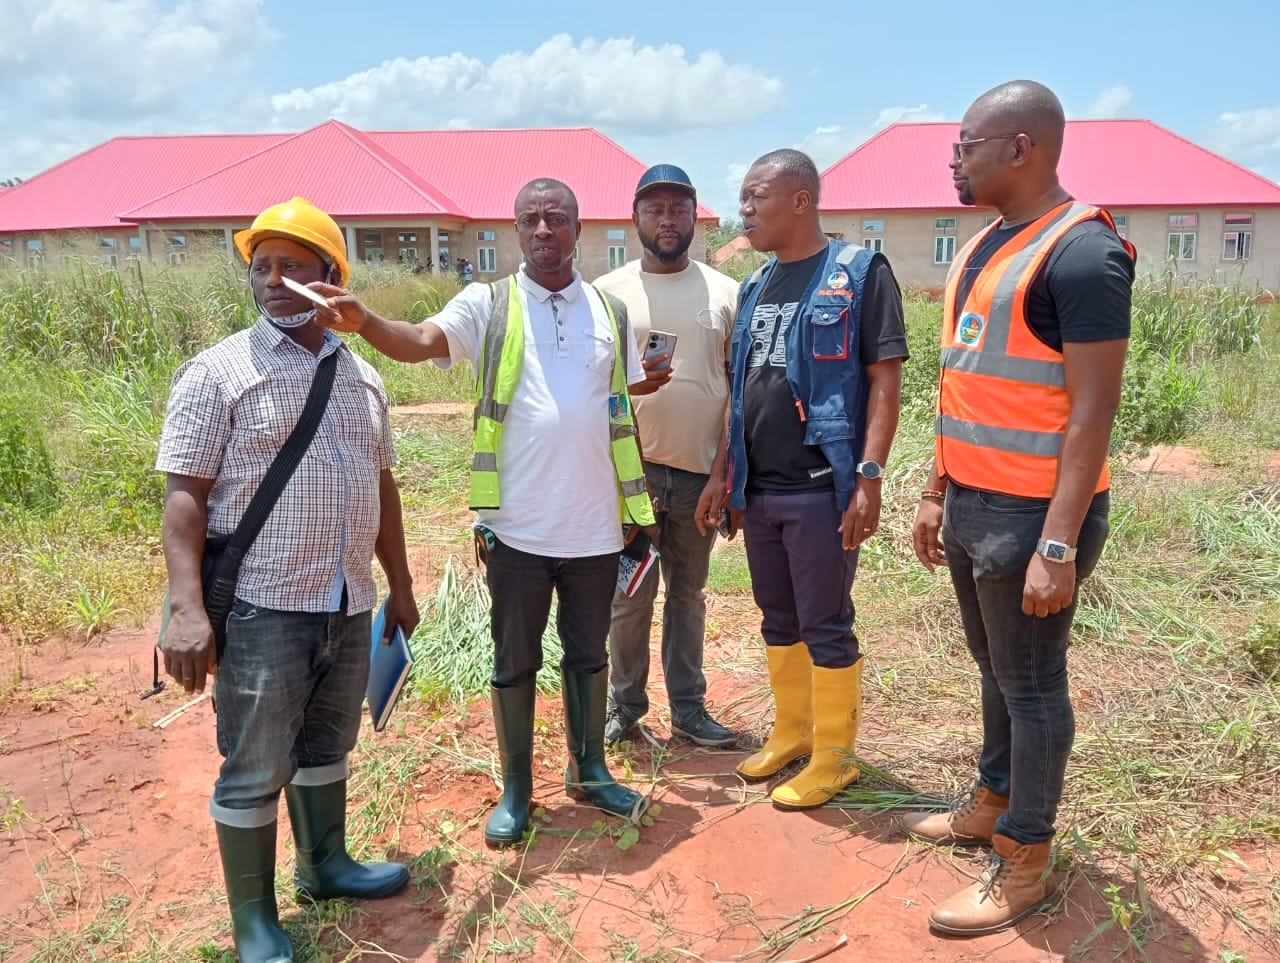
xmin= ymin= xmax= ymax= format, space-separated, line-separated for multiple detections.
xmin=266 ymin=307 xmax=318 ymax=329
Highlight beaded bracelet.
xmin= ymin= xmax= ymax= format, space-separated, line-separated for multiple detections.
xmin=920 ymin=488 xmax=947 ymax=501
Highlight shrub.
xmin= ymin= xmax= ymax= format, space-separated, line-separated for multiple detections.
xmin=1242 ymin=604 xmax=1280 ymax=682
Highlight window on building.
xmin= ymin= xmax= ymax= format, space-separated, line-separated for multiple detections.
xmin=863 ymin=237 xmax=884 ymax=253
xmin=477 ymin=247 xmax=497 ymax=272
xmin=167 ymin=235 xmax=185 ymax=250
xmin=365 ymin=248 xmax=384 ymax=264
xmin=477 ymin=230 xmax=496 ymax=242
xmin=0 ymin=238 xmax=12 ymax=256
xmin=983 ymin=215 xmax=999 ymax=227
xmin=1111 ymin=214 xmax=1128 ymax=238
xmin=608 ymin=244 xmax=627 ymax=270
xmin=213 ymin=233 xmax=227 ymax=247
xmin=169 ymin=251 xmax=187 ymax=265
xmin=862 ymin=219 xmax=884 ymax=233
xmin=399 ymin=247 xmax=418 ymax=264
xmin=1167 ymin=214 xmax=1197 ymax=260
xmin=100 ymin=237 xmax=117 ymax=250
xmin=364 ymin=232 xmax=381 ymax=246
xmin=437 ymin=231 xmax=450 ymax=242
xmin=607 ymin=228 xmax=626 ymax=240
xmin=933 ymin=216 xmax=958 ymax=264
xmin=101 ymin=254 xmax=118 ymax=267
xmin=397 ymin=232 xmax=417 ymax=244
xmin=128 ymin=236 xmax=143 ymax=250
xmin=26 ymin=239 xmax=43 ymax=251
xmin=1222 ymin=213 xmax=1253 ymax=261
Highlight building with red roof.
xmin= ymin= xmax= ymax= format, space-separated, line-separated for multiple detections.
xmin=820 ymin=119 xmax=1280 ymax=291
xmin=0 ymin=121 xmax=719 ymax=280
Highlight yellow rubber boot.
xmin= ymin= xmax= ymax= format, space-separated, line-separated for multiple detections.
xmin=771 ymin=659 xmax=862 ymax=809
xmin=736 ymin=644 xmax=813 ymax=782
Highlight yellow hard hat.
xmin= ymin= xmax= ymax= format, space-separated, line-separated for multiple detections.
xmin=234 ymin=196 xmax=351 ymax=287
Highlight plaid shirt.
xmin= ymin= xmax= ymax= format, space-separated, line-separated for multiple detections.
xmin=156 ymin=318 xmax=395 ymax=614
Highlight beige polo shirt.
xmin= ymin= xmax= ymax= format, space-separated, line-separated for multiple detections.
xmin=595 ymin=259 xmax=739 ymax=475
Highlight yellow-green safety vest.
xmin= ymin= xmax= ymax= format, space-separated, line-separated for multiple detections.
xmin=469 ymin=276 xmax=655 ymax=527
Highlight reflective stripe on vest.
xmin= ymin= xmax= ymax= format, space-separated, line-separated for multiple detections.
xmin=936 ymin=201 xmax=1135 ymax=498
xmin=469 ymin=277 xmax=654 ymax=527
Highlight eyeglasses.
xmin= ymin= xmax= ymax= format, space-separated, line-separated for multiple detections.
xmin=951 ymin=134 xmax=1024 ymax=162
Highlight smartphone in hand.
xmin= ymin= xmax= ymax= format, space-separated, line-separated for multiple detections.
xmin=643 ymin=330 xmax=678 ymax=371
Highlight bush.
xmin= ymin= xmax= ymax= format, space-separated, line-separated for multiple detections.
xmin=1243 ymin=604 xmax=1280 ymax=682
xmin=0 ymin=395 xmax=59 ymax=518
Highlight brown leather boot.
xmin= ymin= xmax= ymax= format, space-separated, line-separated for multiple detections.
xmin=928 ymin=833 xmax=1059 ymax=936
xmin=899 ymin=781 xmax=1009 ymax=845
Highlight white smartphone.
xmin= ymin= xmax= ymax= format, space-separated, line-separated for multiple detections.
xmin=643 ymin=330 xmax=678 ymax=370
xmin=281 ymin=276 xmax=332 ymax=308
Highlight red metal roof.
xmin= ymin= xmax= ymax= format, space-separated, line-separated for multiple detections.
xmin=124 ymin=121 xmax=465 ymax=221
xmin=0 ymin=134 xmax=284 ymax=231
xmin=367 ymin=127 xmax=716 ymax=221
xmin=821 ymin=120 xmax=1280 ymax=211
xmin=0 ymin=121 xmax=717 ymax=232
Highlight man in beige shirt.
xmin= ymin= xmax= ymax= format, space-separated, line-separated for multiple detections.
xmin=596 ymin=165 xmax=741 ymax=747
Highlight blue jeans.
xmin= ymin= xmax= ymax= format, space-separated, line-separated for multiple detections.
xmin=608 ymin=462 xmax=716 ymax=723
xmin=210 ymin=598 xmax=371 ymax=828
xmin=484 ymin=538 xmax=618 ymax=688
xmin=741 ymin=490 xmax=860 ymax=668
xmin=942 ymin=484 xmax=1110 ymax=845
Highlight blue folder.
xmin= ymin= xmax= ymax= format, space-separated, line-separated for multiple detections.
xmin=368 ymin=597 xmax=414 ymax=732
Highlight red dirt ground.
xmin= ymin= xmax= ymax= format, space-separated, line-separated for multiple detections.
xmin=2 ymin=612 xmax=1275 ymax=962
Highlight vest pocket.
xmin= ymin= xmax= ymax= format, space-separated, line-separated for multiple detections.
xmin=811 ymin=298 xmax=850 ymax=361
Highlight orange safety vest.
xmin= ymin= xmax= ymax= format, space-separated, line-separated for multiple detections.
xmin=936 ymin=200 xmax=1135 ymax=499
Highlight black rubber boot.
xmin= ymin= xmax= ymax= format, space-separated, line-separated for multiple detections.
xmin=214 ymin=820 xmax=294 ymax=963
xmin=485 ymin=681 xmax=537 ymax=847
xmin=284 ymin=779 xmax=409 ymax=900
xmin=561 ymin=667 xmax=647 ymax=820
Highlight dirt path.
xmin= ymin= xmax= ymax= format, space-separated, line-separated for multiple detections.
xmin=2 ymin=616 xmax=1273 ymax=962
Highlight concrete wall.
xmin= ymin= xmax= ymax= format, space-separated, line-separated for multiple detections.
xmin=0 ymin=218 xmax=724 ymax=282
xmin=820 ymin=206 xmax=1280 ymax=292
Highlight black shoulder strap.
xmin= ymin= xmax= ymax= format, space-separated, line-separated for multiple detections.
xmin=223 ymin=348 xmax=339 ymax=561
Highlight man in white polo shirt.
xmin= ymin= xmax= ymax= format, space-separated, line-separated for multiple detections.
xmin=314 ymin=178 xmax=655 ymax=849
xmin=595 ymin=164 xmax=741 ymax=748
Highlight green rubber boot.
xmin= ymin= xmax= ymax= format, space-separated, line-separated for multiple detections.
xmin=484 ymin=681 xmax=537 ymax=847
xmin=214 ymin=820 xmax=294 ymax=963
xmin=284 ymin=778 xmax=409 ymax=900
xmin=561 ymin=667 xmax=647 ymax=821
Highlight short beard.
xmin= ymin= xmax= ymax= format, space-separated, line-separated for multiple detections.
xmin=640 ymin=230 xmax=693 ymax=263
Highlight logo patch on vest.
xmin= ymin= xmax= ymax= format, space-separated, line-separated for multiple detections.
xmin=957 ymin=312 xmax=985 ymax=347
xmin=609 ymin=392 xmax=629 ymax=419
xmin=826 ymin=271 xmax=848 ymax=289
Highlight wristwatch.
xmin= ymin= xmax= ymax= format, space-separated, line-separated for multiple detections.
xmin=855 ymin=460 xmax=883 ymax=480
xmin=1035 ymin=539 xmax=1077 ymax=563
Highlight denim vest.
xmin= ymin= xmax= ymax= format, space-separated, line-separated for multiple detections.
xmin=727 ymin=240 xmax=875 ymax=511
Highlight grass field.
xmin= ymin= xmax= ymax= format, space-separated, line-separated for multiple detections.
xmin=0 ymin=260 xmax=1277 ymax=960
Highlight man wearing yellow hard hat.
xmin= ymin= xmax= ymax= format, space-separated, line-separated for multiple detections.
xmin=156 ymin=197 xmax=419 ymax=962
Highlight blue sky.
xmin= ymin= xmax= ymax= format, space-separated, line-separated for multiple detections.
xmin=3 ymin=0 xmax=1278 ymax=218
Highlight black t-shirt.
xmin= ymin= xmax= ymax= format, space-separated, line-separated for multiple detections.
xmin=954 ymin=218 xmax=1134 ymax=349
xmin=743 ymin=251 xmax=908 ymax=493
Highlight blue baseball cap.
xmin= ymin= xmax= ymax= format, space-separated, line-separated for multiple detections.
xmin=634 ymin=163 xmax=697 ymax=202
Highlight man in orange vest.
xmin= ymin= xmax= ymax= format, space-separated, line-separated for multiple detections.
xmin=904 ymin=80 xmax=1134 ymax=935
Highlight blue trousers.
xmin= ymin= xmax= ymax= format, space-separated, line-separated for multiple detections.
xmin=741 ymin=489 xmax=860 ymax=668
xmin=942 ymin=483 xmax=1110 ymax=844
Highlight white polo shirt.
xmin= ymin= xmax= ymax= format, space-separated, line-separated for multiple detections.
xmin=430 ymin=266 xmax=644 ymax=557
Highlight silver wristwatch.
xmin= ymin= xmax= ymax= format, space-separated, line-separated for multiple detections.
xmin=1035 ymin=539 xmax=1077 ymax=563
xmin=855 ymin=460 xmax=883 ymax=480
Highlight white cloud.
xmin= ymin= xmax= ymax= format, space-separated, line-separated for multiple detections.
xmin=1212 ymin=106 xmax=1280 ymax=183
xmin=264 ymin=35 xmax=784 ymax=134
xmin=0 ymin=0 xmax=270 ymax=116
xmin=1085 ymin=85 xmax=1133 ymax=119
xmin=799 ymin=103 xmax=944 ymax=169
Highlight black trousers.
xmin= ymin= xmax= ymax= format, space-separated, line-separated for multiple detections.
xmin=484 ymin=536 xmax=619 ymax=688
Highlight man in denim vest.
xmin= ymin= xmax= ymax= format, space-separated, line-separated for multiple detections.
xmin=699 ymin=149 xmax=906 ymax=810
